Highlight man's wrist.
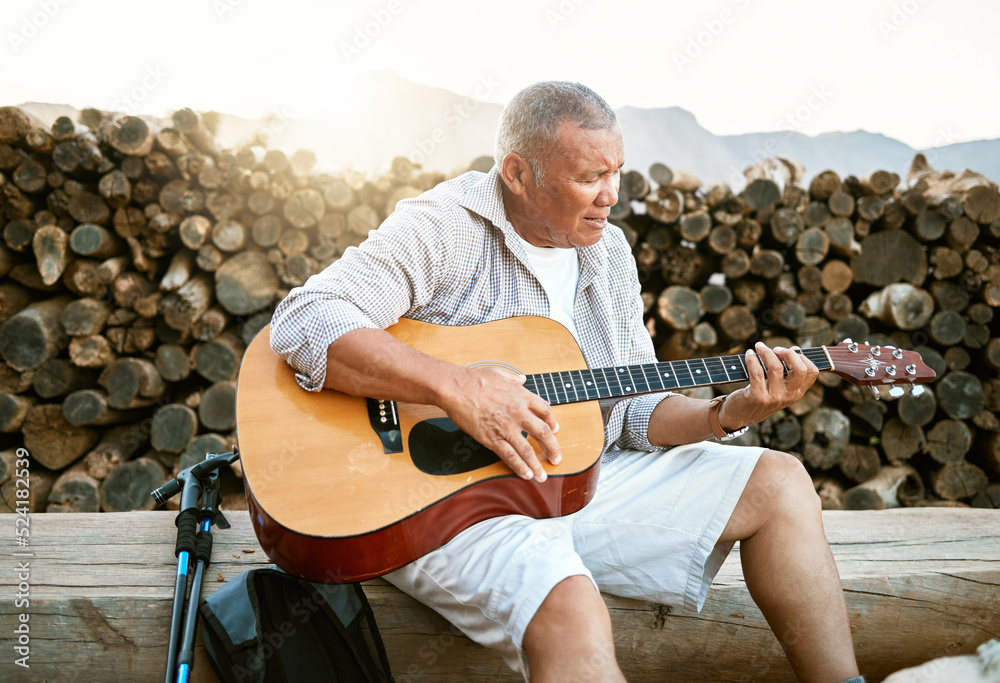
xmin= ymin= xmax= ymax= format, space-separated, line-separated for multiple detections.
xmin=718 ymin=395 xmax=741 ymax=433
xmin=708 ymin=395 xmax=748 ymax=441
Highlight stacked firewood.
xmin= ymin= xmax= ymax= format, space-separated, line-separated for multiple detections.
xmin=614 ymin=157 xmax=1000 ymax=509
xmin=0 ymin=105 xmax=443 ymax=513
xmin=0 ymin=102 xmax=997 ymax=513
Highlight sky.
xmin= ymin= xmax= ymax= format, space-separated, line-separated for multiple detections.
xmin=2 ymin=0 xmax=998 ymax=150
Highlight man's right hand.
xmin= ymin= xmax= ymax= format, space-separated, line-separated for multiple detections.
xmin=325 ymin=328 xmax=561 ymax=484
xmin=439 ymin=365 xmax=562 ymax=483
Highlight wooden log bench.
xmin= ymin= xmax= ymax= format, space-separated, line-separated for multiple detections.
xmin=1 ymin=508 xmax=997 ymax=682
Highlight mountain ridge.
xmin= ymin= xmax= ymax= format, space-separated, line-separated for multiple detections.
xmin=13 ymin=72 xmax=999 ymax=187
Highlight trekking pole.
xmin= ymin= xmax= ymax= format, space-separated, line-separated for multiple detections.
xmin=175 ymin=459 xmax=230 ymax=683
xmin=152 ymin=450 xmax=240 ymax=683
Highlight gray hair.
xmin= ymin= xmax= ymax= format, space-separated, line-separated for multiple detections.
xmin=494 ymin=81 xmax=618 ymax=186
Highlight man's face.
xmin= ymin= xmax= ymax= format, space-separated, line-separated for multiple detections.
xmin=516 ymin=121 xmax=624 ymax=249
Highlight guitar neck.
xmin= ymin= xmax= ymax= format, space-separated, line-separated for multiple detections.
xmin=522 ymin=348 xmax=833 ymax=406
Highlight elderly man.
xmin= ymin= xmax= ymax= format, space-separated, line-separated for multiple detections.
xmin=270 ymin=81 xmax=862 ymax=683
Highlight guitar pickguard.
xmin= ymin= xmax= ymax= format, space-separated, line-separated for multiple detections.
xmin=408 ymin=417 xmax=502 ymax=475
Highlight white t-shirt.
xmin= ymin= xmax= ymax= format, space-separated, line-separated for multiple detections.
xmin=512 ymin=233 xmax=581 ymax=342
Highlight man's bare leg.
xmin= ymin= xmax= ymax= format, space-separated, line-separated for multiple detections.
xmin=720 ymin=449 xmax=860 ymax=683
xmin=523 ymin=575 xmax=626 ymax=683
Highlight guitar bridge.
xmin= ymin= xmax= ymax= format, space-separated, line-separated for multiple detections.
xmin=367 ymin=398 xmax=403 ymax=453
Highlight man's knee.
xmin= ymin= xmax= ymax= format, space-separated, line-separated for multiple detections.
xmin=525 ymin=575 xmax=610 ymax=643
xmin=737 ymin=450 xmax=820 ymax=529
xmin=757 ymin=449 xmax=821 ymax=513
xmin=523 ymin=575 xmax=621 ymax=680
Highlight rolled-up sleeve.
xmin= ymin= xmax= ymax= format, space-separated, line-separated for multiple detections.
xmin=616 ymin=392 xmax=674 ymax=451
xmin=269 ymin=294 xmax=378 ymax=391
xmin=269 ymin=200 xmax=452 ymax=391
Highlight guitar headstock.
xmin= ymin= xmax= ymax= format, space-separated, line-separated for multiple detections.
xmin=826 ymin=339 xmax=936 ymax=398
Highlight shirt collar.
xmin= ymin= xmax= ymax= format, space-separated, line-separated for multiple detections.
xmin=459 ymin=166 xmax=509 ymax=232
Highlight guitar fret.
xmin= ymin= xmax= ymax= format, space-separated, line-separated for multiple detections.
xmin=612 ymin=366 xmax=627 ymax=395
xmin=756 ymin=350 xmax=769 ymax=378
xmin=805 ymin=348 xmax=831 ymax=370
xmin=638 ymin=364 xmax=656 ymax=394
xmin=536 ymin=373 xmax=552 ymax=403
xmin=563 ymin=372 xmax=574 ymax=403
xmin=696 ymin=358 xmax=710 ymax=384
xmin=549 ymin=372 xmax=569 ymax=403
xmin=549 ymin=372 xmax=564 ymax=404
xmin=569 ymin=371 xmax=582 ymax=403
xmin=587 ymin=369 xmax=600 ymax=399
xmin=656 ymin=363 xmax=675 ymax=391
xmin=524 ymin=375 xmax=542 ymax=401
xmin=724 ymin=355 xmax=746 ymax=381
xmin=702 ymin=357 xmax=727 ymax=385
xmin=523 ymin=375 xmax=535 ymax=395
xmin=541 ymin=376 xmax=554 ymax=404
xmin=678 ymin=360 xmax=695 ymax=387
xmin=622 ymin=366 xmax=638 ymax=394
xmin=596 ymin=368 xmax=611 ymax=398
xmin=636 ymin=365 xmax=652 ymax=393
xmin=620 ymin=367 xmax=633 ymax=394
xmin=550 ymin=372 xmax=567 ymax=404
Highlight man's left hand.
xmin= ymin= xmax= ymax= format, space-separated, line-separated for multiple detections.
xmin=719 ymin=341 xmax=820 ymax=432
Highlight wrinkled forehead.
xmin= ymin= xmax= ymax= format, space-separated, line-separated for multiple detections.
xmin=554 ymin=121 xmax=625 ymax=170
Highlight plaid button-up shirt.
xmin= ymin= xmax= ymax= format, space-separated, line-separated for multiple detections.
xmin=269 ymin=167 xmax=674 ymax=454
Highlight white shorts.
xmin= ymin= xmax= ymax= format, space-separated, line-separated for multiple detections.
xmin=383 ymin=441 xmax=763 ymax=676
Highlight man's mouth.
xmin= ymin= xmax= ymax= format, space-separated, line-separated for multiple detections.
xmin=583 ymin=215 xmax=608 ymax=228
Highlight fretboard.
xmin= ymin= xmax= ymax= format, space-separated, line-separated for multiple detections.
xmin=522 ymin=348 xmax=832 ymax=406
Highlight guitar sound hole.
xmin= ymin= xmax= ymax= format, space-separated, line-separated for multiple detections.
xmin=408 ymin=418 xmax=504 ymax=475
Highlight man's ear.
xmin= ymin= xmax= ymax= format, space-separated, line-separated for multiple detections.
xmin=500 ymin=153 xmax=531 ymax=195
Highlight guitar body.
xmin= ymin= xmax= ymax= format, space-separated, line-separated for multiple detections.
xmin=237 ymin=316 xmax=606 ymax=583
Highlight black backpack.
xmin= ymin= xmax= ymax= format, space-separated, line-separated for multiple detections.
xmin=199 ymin=567 xmax=394 ymax=683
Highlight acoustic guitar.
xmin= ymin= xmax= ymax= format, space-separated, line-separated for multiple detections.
xmin=236 ymin=316 xmax=934 ymax=583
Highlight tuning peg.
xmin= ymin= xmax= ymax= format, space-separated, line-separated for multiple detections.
xmin=888 ymin=385 xmax=905 ymax=398
xmin=869 ymin=385 xmax=880 ymax=400
xmin=910 ymin=384 xmax=925 ymax=397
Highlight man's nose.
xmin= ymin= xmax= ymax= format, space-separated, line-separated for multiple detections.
xmin=596 ymin=177 xmax=618 ymax=207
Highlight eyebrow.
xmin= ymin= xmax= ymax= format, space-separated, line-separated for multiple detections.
xmin=583 ymin=162 xmax=624 ymax=176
